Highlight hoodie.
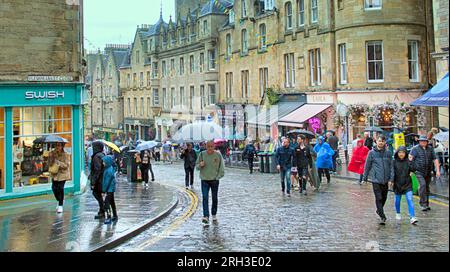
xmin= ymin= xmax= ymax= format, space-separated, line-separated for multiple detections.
xmin=393 ymin=146 xmax=413 ymax=195
xmin=90 ymin=141 xmax=105 ymax=185
xmin=314 ymin=136 xmax=335 ymax=169
xmin=102 ymin=156 xmax=116 ymax=193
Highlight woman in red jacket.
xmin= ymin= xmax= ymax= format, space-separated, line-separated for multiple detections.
xmin=348 ymin=139 xmax=370 ymax=184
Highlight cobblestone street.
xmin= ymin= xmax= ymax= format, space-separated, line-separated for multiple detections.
xmin=114 ymin=162 xmax=449 ymax=252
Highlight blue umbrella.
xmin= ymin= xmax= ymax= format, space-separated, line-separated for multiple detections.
xmin=411 ymin=73 xmax=449 ymax=107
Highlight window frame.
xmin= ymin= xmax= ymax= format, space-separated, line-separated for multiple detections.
xmin=408 ymin=40 xmax=420 ymax=82
xmin=311 ymin=0 xmax=318 ymax=23
xmin=285 ymin=2 xmax=293 ymax=31
xmin=339 ymin=43 xmax=348 ymax=84
xmin=298 ymin=0 xmax=305 ymax=27
xmin=364 ymin=0 xmax=382 ymax=10
xmin=259 ymin=24 xmax=267 ymax=50
xmin=366 ymin=40 xmax=384 ymax=83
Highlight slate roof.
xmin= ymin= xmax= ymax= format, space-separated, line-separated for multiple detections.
xmin=200 ymin=0 xmax=233 ymax=17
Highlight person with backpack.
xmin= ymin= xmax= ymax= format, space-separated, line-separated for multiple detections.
xmin=293 ymin=135 xmax=313 ymax=195
xmin=140 ymin=149 xmax=154 ymax=188
xmin=393 ymin=146 xmax=418 ymax=225
xmin=196 ymin=140 xmax=225 ymax=225
xmin=90 ymin=141 xmax=106 ymax=219
xmin=180 ymin=143 xmax=198 ymax=190
xmin=243 ymin=141 xmax=257 ymax=174
xmin=102 ymin=156 xmax=118 ymax=224
xmin=363 ymin=135 xmax=394 ymax=225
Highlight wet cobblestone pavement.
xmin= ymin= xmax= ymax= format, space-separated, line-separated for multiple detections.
xmin=114 ymin=161 xmax=449 ymax=252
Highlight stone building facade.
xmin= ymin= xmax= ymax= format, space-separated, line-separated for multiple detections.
xmin=120 ymin=1 xmax=232 ymax=141
xmin=89 ymin=45 xmax=129 ymax=142
xmin=218 ymin=0 xmax=435 ymax=142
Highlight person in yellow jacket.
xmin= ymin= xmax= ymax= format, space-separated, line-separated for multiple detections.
xmin=48 ymin=142 xmax=71 ymax=213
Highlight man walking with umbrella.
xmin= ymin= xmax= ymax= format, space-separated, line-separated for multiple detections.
xmin=91 ymin=141 xmax=106 ymax=219
xmin=409 ymin=135 xmax=441 ymax=211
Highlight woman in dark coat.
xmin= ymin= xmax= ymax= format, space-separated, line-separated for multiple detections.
xmin=393 ymin=146 xmax=418 ymax=225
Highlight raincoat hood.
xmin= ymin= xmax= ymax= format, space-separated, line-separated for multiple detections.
xmin=357 ymin=139 xmax=364 ymax=146
xmin=318 ymin=136 xmax=324 ymax=145
xmin=394 ymin=146 xmax=408 ymax=161
xmin=92 ymin=141 xmax=104 ymax=154
xmin=102 ymin=155 xmax=114 ymax=168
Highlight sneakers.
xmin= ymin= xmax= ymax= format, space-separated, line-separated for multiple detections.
xmin=190 ymin=185 xmax=194 ymax=190
xmin=410 ymin=217 xmax=418 ymax=225
xmin=287 ymin=193 xmax=291 ymax=197
xmin=396 ymin=213 xmax=402 ymax=220
xmin=212 ymin=215 xmax=218 ymax=223
xmin=186 ymin=186 xmax=190 ymax=190
xmin=427 ymin=206 xmax=431 ymax=211
xmin=303 ymin=190 xmax=307 ymax=196
xmin=56 ymin=206 xmax=63 ymax=213
xmin=202 ymin=217 xmax=209 ymax=224
xmin=379 ymin=217 xmax=387 ymax=225
xmin=145 ymin=183 xmax=149 ymax=188
xmin=104 ymin=217 xmax=112 ymax=225
xmin=95 ymin=212 xmax=105 ymax=220
xmin=421 ymin=206 xmax=428 ymax=212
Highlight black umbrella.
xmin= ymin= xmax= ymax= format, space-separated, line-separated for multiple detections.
xmin=287 ymin=129 xmax=315 ymax=139
xmin=34 ymin=135 xmax=68 ymax=144
xmin=405 ymin=133 xmax=420 ymax=138
xmin=364 ymin=126 xmax=384 ymax=133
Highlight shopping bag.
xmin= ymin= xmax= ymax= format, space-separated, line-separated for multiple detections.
xmin=136 ymin=167 xmax=142 ymax=181
xmin=411 ymin=172 xmax=419 ymax=194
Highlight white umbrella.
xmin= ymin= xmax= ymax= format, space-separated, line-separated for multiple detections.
xmin=434 ymin=131 xmax=449 ymax=143
xmin=136 ymin=141 xmax=159 ymax=151
xmin=172 ymin=122 xmax=223 ymax=143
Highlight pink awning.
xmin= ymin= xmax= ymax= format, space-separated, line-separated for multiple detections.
xmin=278 ymin=104 xmax=332 ymax=127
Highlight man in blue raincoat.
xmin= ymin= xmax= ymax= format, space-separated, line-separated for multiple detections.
xmin=314 ymin=136 xmax=335 ymax=184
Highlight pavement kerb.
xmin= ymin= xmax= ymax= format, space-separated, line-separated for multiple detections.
xmin=90 ymin=184 xmax=180 ymax=252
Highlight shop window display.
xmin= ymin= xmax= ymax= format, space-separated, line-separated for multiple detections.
xmin=12 ymin=106 xmax=72 ymax=188
xmin=0 ymin=108 xmax=4 ymax=190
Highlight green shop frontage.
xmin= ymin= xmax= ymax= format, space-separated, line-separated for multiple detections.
xmin=0 ymin=83 xmax=87 ymax=200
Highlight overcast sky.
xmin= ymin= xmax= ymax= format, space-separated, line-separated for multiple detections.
xmin=84 ymin=0 xmax=175 ymax=52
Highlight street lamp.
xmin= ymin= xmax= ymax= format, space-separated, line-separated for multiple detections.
xmin=336 ymin=103 xmax=349 ymax=162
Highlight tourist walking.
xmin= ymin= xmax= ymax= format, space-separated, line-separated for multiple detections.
xmin=275 ymin=137 xmax=295 ymax=197
xmin=293 ymin=135 xmax=313 ymax=195
xmin=102 ymin=156 xmax=118 ymax=224
xmin=48 ymin=142 xmax=71 ymax=214
xmin=348 ymin=139 xmax=370 ymax=184
xmin=196 ymin=140 xmax=225 ymax=225
xmin=363 ymin=135 xmax=394 ymax=225
xmin=393 ymin=146 xmax=418 ymax=225
xmin=162 ymin=141 xmax=172 ymax=163
xmin=327 ymin=132 xmax=339 ymax=173
xmin=140 ymin=149 xmax=155 ymax=188
xmin=314 ymin=136 xmax=334 ymax=185
xmin=409 ymin=135 xmax=441 ymax=211
xmin=243 ymin=141 xmax=257 ymax=174
xmin=181 ymin=143 xmax=198 ymax=189
xmin=90 ymin=141 xmax=106 ymax=219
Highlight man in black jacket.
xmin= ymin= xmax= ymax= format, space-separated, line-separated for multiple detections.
xmin=180 ymin=143 xmax=198 ymax=190
xmin=243 ymin=141 xmax=257 ymax=174
xmin=293 ymin=135 xmax=313 ymax=195
xmin=90 ymin=141 xmax=105 ymax=219
xmin=363 ymin=135 xmax=394 ymax=225
xmin=409 ymin=136 xmax=441 ymax=211
xmin=327 ymin=132 xmax=339 ymax=172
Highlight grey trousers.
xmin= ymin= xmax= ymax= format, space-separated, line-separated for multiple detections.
xmin=416 ymin=174 xmax=431 ymax=207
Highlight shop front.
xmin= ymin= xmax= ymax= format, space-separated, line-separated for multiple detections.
xmin=0 ymin=83 xmax=86 ymax=200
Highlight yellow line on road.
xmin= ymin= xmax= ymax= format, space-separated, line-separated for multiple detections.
xmin=134 ymin=185 xmax=199 ymax=251
xmin=413 ymin=195 xmax=448 ymax=207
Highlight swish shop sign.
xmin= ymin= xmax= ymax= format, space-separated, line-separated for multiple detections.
xmin=0 ymin=84 xmax=83 ymax=107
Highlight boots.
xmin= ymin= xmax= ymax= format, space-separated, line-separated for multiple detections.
xmin=104 ymin=208 xmax=112 ymax=224
xmin=94 ymin=210 xmax=105 ymax=220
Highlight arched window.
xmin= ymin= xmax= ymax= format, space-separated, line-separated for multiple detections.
xmin=285 ymin=2 xmax=293 ymax=30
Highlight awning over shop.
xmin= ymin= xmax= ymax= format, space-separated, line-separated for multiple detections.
xmin=247 ymin=102 xmax=304 ymax=126
xmin=278 ymin=104 xmax=332 ymax=128
xmin=411 ymin=73 xmax=449 ymax=107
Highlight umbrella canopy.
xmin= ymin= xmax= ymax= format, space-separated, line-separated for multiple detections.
xmin=34 ymin=135 xmax=68 ymax=144
xmin=364 ymin=126 xmax=384 ymax=133
xmin=172 ymin=122 xmax=224 ymax=143
xmin=405 ymin=133 xmax=420 ymax=139
xmin=97 ymin=140 xmax=121 ymax=153
xmin=411 ymin=73 xmax=449 ymax=107
xmin=433 ymin=131 xmax=449 ymax=143
xmin=214 ymin=139 xmax=227 ymax=144
xmin=136 ymin=141 xmax=159 ymax=151
xmin=287 ymin=129 xmax=315 ymax=139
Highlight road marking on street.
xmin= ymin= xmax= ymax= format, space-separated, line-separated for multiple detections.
xmin=133 ymin=185 xmax=199 ymax=251
xmin=412 ymin=195 xmax=448 ymax=207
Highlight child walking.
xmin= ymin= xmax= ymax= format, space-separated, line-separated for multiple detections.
xmin=102 ymin=156 xmax=118 ymax=224
xmin=393 ymin=146 xmax=418 ymax=225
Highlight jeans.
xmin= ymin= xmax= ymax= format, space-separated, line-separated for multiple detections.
xmin=52 ymin=180 xmax=66 ymax=206
xmin=201 ymin=180 xmax=219 ymax=218
xmin=104 ymin=192 xmax=117 ymax=217
xmin=280 ymin=168 xmax=292 ymax=194
xmin=185 ymin=167 xmax=194 ymax=187
xmin=298 ymin=167 xmax=308 ymax=191
xmin=416 ymin=174 xmax=431 ymax=207
xmin=372 ymin=183 xmax=389 ymax=219
xmin=318 ymin=168 xmax=331 ymax=183
xmin=395 ymin=191 xmax=415 ymax=218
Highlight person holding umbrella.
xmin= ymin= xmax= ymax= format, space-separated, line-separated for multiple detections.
xmin=293 ymin=135 xmax=313 ymax=195
xmin=48 ymin=142 xmax=70 ymax=213
xmin=181 ymin=143 xmax=198 ymax=189
xmin=140 ymin=149 xmax=155 ymax=188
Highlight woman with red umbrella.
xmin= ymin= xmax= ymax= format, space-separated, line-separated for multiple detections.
xmin=348 ymin=139 xmax=370 ymax=184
